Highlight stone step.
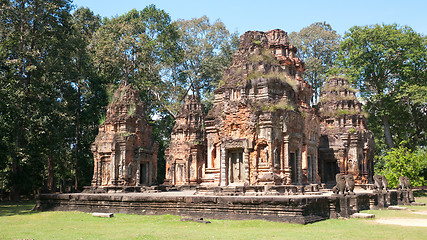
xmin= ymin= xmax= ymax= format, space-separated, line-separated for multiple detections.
xmin=388 ymin=206 xmax=408 ymax=210
xmin=92 ymin=212 xmax=114 ymax=218
xmin=351 ymin=213 xmax=375 ymax=219
xmin=411 ymin=202 xmax=426 ymax=206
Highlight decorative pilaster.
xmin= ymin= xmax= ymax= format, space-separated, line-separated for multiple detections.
xmin=220 ymin=145 xmax=226 ymax=186
xmin=244 ymin=147 xmax=250 ymax=185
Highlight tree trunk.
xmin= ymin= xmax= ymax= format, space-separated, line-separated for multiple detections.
xmin=10 ymin=133 xmax=20 ymax=201
xmin=47 ymin=154 xmax=54 ymax=192
xmin=75 ymin=80 xmax=81 ymax=191
xmin=382 ymin=115 xmax=395 ymax=149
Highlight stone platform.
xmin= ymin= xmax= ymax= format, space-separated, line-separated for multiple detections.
xmin=37 ymin=191 xmax=331 ymax=224
xmin=36 ymin=189 xmax=416 ymax=224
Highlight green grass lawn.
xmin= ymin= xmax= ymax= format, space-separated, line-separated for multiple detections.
xmin=1 ymin=196 xmax=426 ymax=240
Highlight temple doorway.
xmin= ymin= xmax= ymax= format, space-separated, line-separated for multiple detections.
xmin=324 ymin=160 xmax=339 ymax=184
xmin=174 ymin=163 xmax=186 ymax=185
xmin=140 ymin=162 xmax=149 ymax=185
xmin=100 ymin=157 xmax=110 ymax=185
xmin=290 ymin=152 xmax=296 ymax=184
xmin=228 ymin=150 xmax=244 ymax=184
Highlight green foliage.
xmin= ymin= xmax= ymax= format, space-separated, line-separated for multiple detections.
xmin=91 ymin=5 xmax=182 ymax=118
xmin=337 ymin=24 xmax=427 ymax=150
xmin=322 ymin=84 xmax=358 ymax=93
xmin=320 ymin=108 xmax=366 ymax=118
xmin=246 ymin=71 xmax=298 ymax=91
xmin=175 ymin=16 xmax=238 ymax=111
xmin=248 ymin=49 xmax=279 ymax=65
xmin=253 ymin=40 xmax=262 ymax=45
xmin=261 ymin=99 xmax=295 ymax=112
xmin=376 ymin=145 xmax=427 ymax=188
xmin=318 ymin=94 xmax=356 ymax=103
xmin=289 ymin=22 xmax=341 ymax=103
xmin=127 ymin=104 xmax=136 ymax=116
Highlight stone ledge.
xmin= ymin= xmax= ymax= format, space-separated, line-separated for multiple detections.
xmin=388 ymin=206 xmax=408 ymax=210
xmin=351 ymin=213 xmax=375 ymax=219
xmin=92 ymin=212 xmax=114 ymax=218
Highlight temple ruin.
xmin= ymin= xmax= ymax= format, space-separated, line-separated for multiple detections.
xmin=90 ymin=29 xmax=376 ymax=190
xmin=164 ymin=95 xmax=206 ymax=186
xmin=317 ymin=77 xmax=375 ymax=184
xmin=166 ymin=29 xmax=323 ymax=186
xmin=91 ymin=81 xmax=158 ymax=188
xmin=38 ymin=29 xmax=423 ymax=225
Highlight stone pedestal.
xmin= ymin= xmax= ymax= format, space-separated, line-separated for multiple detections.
xmin=372 ymin=190 xmax=388 ymax=209
xmin=397 ymin=189 xmax=411 ymax=205
xmin=348 ymin=194 xmax=358 ymax=213
xmin=330 ymin=194 xmax=352 ymax=218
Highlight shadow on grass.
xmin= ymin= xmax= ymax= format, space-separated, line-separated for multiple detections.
xmin=0 ymin=201 xmax=38 ymax=217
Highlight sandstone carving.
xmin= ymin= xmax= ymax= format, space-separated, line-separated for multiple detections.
xmin=397 ymin=176 xmax=405 ymax=189
xmin=164 ymin=95 xmax=206 ymax=186
xmin=202 ymin=29 xmax=318 ymax=186
xmin=345 ymin=174 xmax=355 ymax=193
xmin=382 ymin=175 xmax=388 ymax=190
xmin=332 ymin=174 xmax=346 ymax=194
xmin=165 ymin=30 xmax=376 ymax=188
xmin=91 ymin=81 xmax=158 ymax=187
xmin=318 ymin=77 xmax=375 ymax=184
xmin=404 ymin=176 xmax=411 ymax=189
xmin=373 ymin=175 xmax=383 ymax=190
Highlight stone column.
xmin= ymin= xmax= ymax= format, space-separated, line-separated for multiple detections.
xmin=302 ymin=144 xmax=308 ymax=183
xmin=244 ymin=147 xmax=250 ymax=185
xmin=119 ymin=144 xmax=127 ymax=185
xmin=136 ymin=158 xmax=140 ymax=186
xmin=111 ymin=152 xmax=117 ymax=185
xmin=207 ymin=139 xmax=212 ymax=168
xmin=283 ymin=136 xmax=291 ymax=184
xmin=314 ymin=147 xmax=319 ymax=183
xmin=91 ymin=152 xmax=98 ymax=186
xmin=297 ymin=149 xmax=302 ymax=184
xmin=220 ymin=145 xmax=226 ymax=186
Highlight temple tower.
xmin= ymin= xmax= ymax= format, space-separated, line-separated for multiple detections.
xmin=91 ymin=81 xmax=158 ymax=187
xmin=164 ymin=95 xmax=206 ymax=186
xmin=203 ymin=29 xmax=319 ymax=186
xmin=317 ymin=77 xmax=375 ymax=184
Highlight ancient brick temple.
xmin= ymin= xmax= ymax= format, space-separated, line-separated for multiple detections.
xmin=317 ymin=77 xmax=375 ymax=184
xmin=164 ymin=95 xmax=206 ymax=185
xmin=166 ymin=29 xmax=322 ymax=186
xmin=91 ymin=81 xmax=158 ymax=187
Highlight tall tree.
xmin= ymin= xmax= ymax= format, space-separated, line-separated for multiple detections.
xmin=69 ymin=7 xmax=102 ymax=190
xmin=0 ymin=0 xmax=76 ymax=197
xmin=90 ymin=5 xmax=182 ymax=117
xmin=289 ymin=22 xmax=341 ymax=103
xmin=175 ymin=16 xmax=238 ymax=110
xmin=337 ymin=24 xmax=427 ymax=150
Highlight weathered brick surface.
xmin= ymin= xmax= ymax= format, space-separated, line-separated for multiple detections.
xmin=317 ymin=77 xmax=375 ymax=184
xmin=203 ymin=29 xmax=319 ymax=186
xmin=164 ymin=95 xmax=206 ymax=185
xmin=37 ymin=193 xmax=330 ymax=224
xmin=91 ymin=82 xmax=158 ymax=187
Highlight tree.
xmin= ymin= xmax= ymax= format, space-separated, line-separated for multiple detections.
xmin=175 ymin=16 xmax=238 ymax=111
xmin=289 ymin=22 xmax=341 ymax=103
xmin=377 ymin=145 xmax=427 ymax=188
xmin=69 ymin=7 xmax=102 ymax=190
xmin=90 ymin=5 xmax=182 ymax=118
xmin=0 ymin=0 xmax=76 ymax=197
xmin=337 ymin=24 xmax=427 ymax=150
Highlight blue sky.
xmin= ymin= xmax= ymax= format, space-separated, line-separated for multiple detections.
xmin=72 ymin=0 xmax=427 ymax=36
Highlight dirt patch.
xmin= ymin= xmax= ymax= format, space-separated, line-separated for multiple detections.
xmin=375 ymin=218 xmax=427 ymax=227
xmin=412 ymin=211 xmax=427 ymax=216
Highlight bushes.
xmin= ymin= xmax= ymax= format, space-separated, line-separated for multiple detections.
xmin=376 ymin=145 xmax=427 ymax=188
